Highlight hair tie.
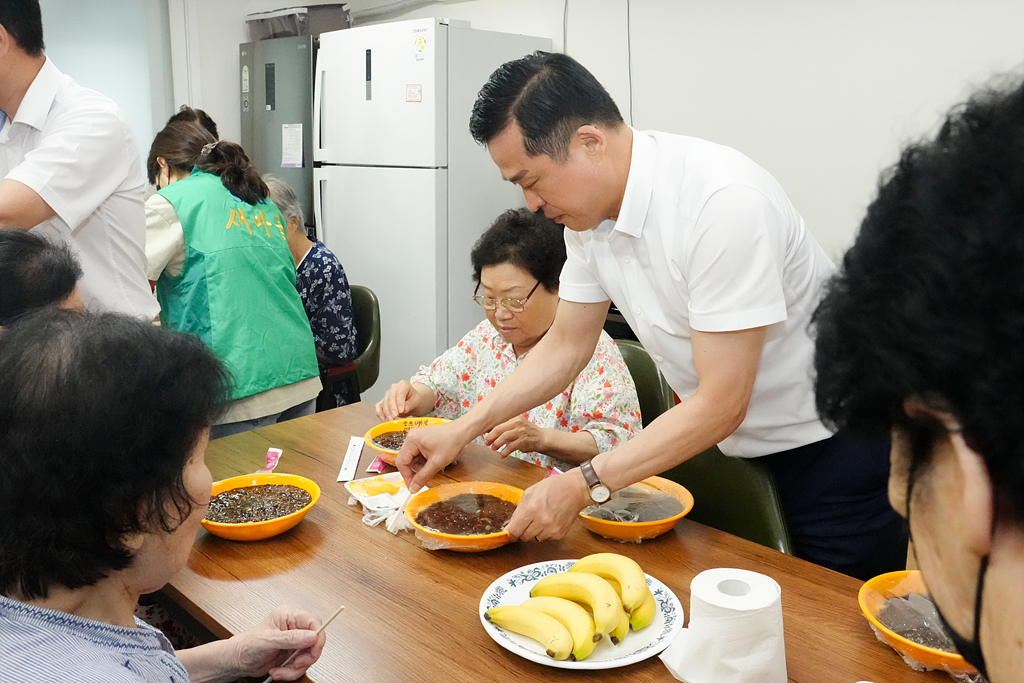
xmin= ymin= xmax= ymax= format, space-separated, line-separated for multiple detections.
xmin=200 ymin=141 xmax=219 ymax=158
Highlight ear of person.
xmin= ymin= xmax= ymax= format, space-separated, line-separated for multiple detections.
xmin=951 ymin=432 xmax=994 ymax=558
xmin=576 ymin=125 xmax=604 ymax=155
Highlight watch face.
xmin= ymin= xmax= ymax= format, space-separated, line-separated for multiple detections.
xmin=591 ymin=484 xmax=611 ymax=503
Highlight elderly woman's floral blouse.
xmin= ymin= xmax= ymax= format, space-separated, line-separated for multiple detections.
xmin=411 ymin=320 xmax=642 ymax=470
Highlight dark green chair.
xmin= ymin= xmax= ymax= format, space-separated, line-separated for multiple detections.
xmin=316 ymin=285 xmax=381 ymax=410
xmin=615 ymin=340 xmax=674 ymax=429
xmin=614 ymin=339 xmax=794 ymax=554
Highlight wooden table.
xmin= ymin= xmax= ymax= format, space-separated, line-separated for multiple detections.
xmin=165 ymin=403 xmax=942 ymax=683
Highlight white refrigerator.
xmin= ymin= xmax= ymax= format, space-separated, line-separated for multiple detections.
xmin=313 ymin=18 xmax=551 ymax=403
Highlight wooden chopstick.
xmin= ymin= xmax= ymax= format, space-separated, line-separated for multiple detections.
xmin=260 ymin=604 xmax=345 ymax=683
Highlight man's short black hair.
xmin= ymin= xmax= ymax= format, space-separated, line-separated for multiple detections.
xmin=469 ymin=51 xmax=624 ymax=160
xmin=471 ymin=208 xmax=566 ymax=292
xmin=0 ymin=0 xmax=44 ymax=57
xmin=813 ymin=76 xmax=1024 ymax=522
xmin=0 ymin=310 xmax=229 ymax=600
xmin=0 ymin=229 xmax=81 ymax=325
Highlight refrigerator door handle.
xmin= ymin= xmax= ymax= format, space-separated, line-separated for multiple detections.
xmin=313 ymin=67 xmax=326 ymax=161
xmin=313 ymin=173 xmax=324 ymax=240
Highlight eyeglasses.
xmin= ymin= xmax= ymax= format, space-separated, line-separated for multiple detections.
xmin=472 ymin=280 xmax=541 ymax=312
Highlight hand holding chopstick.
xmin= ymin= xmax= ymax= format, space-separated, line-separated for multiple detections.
xmin=260 ymin=604 xmax=345 ymax=683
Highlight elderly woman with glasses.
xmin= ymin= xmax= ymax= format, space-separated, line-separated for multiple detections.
xmin=375 ymin=208 xmax=641 ymax=470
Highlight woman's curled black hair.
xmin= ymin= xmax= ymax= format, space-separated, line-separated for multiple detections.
xmin=0 ymin=309 xmax=229 ymax=599
xmin=471 ymin=208 xmax=566 ymax=292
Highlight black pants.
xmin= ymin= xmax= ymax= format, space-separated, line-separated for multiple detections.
xmin=757 ymin=432 xmax=908 ymax=581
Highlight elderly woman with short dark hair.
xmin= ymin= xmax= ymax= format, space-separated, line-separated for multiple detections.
xmin=0 ymin=309 xmax=326 ymax=682
xmin=376 ymin=208 xmax=641 ymax=471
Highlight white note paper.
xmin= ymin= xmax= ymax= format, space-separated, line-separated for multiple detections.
xmin=281 ymin=123 xmax=303 ymax=168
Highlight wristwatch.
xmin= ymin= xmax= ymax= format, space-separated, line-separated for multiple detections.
xmin=580 ymin=459 xmax=610 ymax=503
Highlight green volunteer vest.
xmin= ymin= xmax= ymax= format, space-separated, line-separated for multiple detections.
xmin=156 ymin=169 xmax=318 ymax=401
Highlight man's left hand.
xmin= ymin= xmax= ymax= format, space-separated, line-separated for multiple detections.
xmin=504 ymin=468 xmax=592 ymax=542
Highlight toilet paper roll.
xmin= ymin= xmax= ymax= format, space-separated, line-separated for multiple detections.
xmin=659 ymin=568 xmax=786 ymax=683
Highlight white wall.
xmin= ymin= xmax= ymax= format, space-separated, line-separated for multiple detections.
xmin=40 ymin=0 xmax=173 ymax=162
xmin=175 ymin=0 xmax=1024 ymax=257
xmin=630 ymin=0 xmax=1024 ymax=257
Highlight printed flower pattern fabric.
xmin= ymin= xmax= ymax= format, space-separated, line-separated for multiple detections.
xmin=412 ymin=320 xmax=642 ymax=470
xmin=296 ymin=240 xmax=358 ymax=405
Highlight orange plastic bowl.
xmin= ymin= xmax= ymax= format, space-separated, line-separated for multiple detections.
xmin=200 ymin=472 xmax=321 ymax=542
xmin=858 ymin=569 xmax=976 ymax=675
xmin=578 ymin=476 xmax=694 ymax=542
xmin=405 ymin=481 xmax=523 ymax=552
xmin=364 ymin=417 xmax=449 ymax=465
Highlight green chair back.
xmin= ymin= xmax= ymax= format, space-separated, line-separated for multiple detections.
xmin=659 ymin=447 xmax=794 ymax=554
xmin=615 ymin=340 xmax=674 ymax=427
xmin=350 ymin=285 xmax=381 ymax=395
xmin=614 ymin=338 xmax=794 ymax=554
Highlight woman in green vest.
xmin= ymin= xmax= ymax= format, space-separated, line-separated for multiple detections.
xmin=144 ymin=116 xmax=321 ymax=439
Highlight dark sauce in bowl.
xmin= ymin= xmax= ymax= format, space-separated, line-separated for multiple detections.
xmin=205 ymin=484 xmax=313 ymax=524
xmin=415 ymin=493 xmax=516 ymax=535
xmin=373 ymin=429 xmax=410 ymax=451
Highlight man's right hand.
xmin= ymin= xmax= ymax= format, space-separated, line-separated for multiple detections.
xmin=375 ymin=380 xmax=424 ymax=421
xmin=395 ymin=419 xmax=474 ymax=492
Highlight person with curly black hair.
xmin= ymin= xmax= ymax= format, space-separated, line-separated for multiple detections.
xmin=0 ymin=309 xmax=326 ymax=681
xmin=376 ymin=208 xmax=641 ymax=471
xmin=813 ymin=77 xmax=1024 ymax=683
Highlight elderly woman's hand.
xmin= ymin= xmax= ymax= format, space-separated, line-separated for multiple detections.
xmin=375 ymin=380 xmax=431 ymax=421
xmin=176 ymin=605 xmax=327 ymax=683
xmin=230 ymin=605 xmax=327 ymax=681
xmin=484 ymin=416 xmax=544 ymax=457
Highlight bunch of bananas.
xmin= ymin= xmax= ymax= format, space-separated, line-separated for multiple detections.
xmin=484 ymin=553 xmax=658 ymax=661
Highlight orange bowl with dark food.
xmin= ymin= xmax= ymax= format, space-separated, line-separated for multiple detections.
xmin=364 ymin=417 xmax=449 ymax=465
xmin=578 ymin=476 xmax=694 ymax=542
xmin=858 ymin=569 xmax=976 ymax=675
xmin=405 ymin=481 xmax=523 ymax=552
xmin=200 ymin=472 xmax=321 ymax=541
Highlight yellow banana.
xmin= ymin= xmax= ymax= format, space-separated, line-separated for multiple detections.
xmin=521 ymin=596 xmax=599 ymax=661
xmin=484 ymin=605 xmax=573 ymax=660
xmin=530 ymin=572 xmax=623 ymax=636
xmin=609 ymin=604 xmax=629 ymax=644
xmin=629 ymin=587 xmax=657 ymax=631
xmin=569 ymin=553 xmax=648 ymax=613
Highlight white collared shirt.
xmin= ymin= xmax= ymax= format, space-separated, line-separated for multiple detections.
xmin=0 ymin=58 xmax=158 ymax=319
xmin=560 ymin=129 xmax=835 ymax=457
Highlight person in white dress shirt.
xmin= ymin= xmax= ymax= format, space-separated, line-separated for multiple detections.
xmin=396 ymin=51 xmax=906 ymax=580
xmin=0 ymin=1 xmax=157 ymax=319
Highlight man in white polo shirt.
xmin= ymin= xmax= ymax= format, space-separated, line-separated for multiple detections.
xmin=397 ymin=51 xmax=905 ymax=579
xmin=0 ymin=1 xmax=157 ymax=319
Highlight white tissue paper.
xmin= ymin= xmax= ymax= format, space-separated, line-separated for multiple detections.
xmin=659 ymin=568 xmax=787 ymax=683
xmin=344 ymin=472 xmax=421 ymax=534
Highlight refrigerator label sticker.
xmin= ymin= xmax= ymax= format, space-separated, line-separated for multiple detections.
xmin=414 ymin=34 xmax=427 ymax=61
xmin=281 ymin=123 xmax=303 ymax=168
xmin=406 ymin=84 xmax=423 ymax=103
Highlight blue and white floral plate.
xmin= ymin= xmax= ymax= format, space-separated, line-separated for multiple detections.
xmin=479 ymin=559 xmax=684 ymax=669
